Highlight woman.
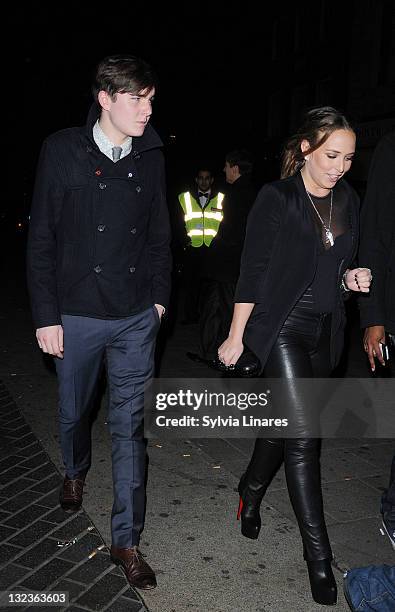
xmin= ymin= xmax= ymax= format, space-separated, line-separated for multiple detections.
xmin=218 ymin=107 xmax=372 ymax=606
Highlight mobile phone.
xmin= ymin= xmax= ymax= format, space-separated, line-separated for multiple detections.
xmin=379 ymin=342 xmax=390 ymax=362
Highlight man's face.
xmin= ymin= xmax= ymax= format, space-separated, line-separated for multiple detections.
xmin=224 ymin=161 xmax=237 ymax=184
xmin=196 ymin=171 xmax=213 ymax=192
xmin=99 ymin=87 xmax=155 ymax=139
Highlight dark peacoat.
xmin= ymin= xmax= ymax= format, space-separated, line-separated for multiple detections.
xmin=204 ymin=174 xmax=257 ymax=282
xmin=234 ymin=172 xmax=359 ymax=372
xmin=27 ymin=104 xmax=172 ymax=329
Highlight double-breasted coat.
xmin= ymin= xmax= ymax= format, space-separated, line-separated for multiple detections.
xmin=27 ymin=104 xmax=172 ymax=328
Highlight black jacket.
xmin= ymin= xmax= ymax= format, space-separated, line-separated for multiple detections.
xmin=235 ymin=173 xmax=359 ymax=372
xmin=27 ymin=104 xmax=172 ymax=328
xmin=205 ymin=174 xmax=257 ymax=282
xmin=358 ymin=131 xmax=395 ymax=333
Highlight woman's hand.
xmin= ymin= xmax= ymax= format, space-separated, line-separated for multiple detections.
xmin=218 ymin=337 xmax=244 ymax=367
xmin=344 ymin=268 xmax=372 ymax=292
xmin=217 ymin=302 xmax=254 ymax=367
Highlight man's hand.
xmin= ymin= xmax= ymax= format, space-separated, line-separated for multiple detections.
xmin=154 ymin=304 xmax=165 ymax=319
xmin=363 ymin=325 xmax=386 ymax=371
xmin=36 ymin=325 xmax=64 ymax=359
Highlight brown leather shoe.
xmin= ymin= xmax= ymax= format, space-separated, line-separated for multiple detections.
xmin=110 ymin=545 xmax=157 ymax=590
xmin=59 ymin=475 xmax=84 ymax=512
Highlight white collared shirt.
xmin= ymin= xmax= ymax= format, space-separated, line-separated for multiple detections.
xmin=199 ymin=190 xmax=211 ymax=208
xmin=92 ymin=121 xmax=133 ymax=161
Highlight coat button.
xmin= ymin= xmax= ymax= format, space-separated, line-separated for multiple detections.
xmin=94 ymin=265 xmax=102 ymax=273
xmin=128 ymin=172 xmax=133 ymax=178
xmin=97 ymin=224 xmax=106 ymax=232
xmin=99 ymin=183 xmax=107 ymax=190
xmin=135 ymin=186 xmax=142 ymax=193
xmin=129 ymin=266 xmax=136 ymax=273
xmin=130 ymin=227 xmax=136 ymax=234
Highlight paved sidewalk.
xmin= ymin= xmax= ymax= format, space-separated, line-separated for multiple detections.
xmin=0 ymin=381 xmax=148 ymax=612
xmin=0 ymin=279 xmax=393 ymax=611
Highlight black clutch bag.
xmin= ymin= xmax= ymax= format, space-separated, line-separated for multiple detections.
xmin=213 ymin=347 xmax=261 ymax=377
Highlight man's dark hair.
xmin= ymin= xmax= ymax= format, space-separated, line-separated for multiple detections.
xmin=225 ymin=149 xmax=254 ymax=175
xmin=196 ymin=167 xmax=213 ymax=176
xmin=92 ymin=54 xmax=158 ymax=102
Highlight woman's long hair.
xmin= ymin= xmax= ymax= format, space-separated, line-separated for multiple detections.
xmin=281 ymin=107 xmax=354 ymax=179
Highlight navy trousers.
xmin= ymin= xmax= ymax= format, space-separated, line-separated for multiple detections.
xmin=56 ymin=306 xmax=160 ymax=547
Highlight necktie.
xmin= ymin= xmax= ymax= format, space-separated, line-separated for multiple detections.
xmin=199 ymin=192 xmax=209 ymax=198
xmin=112 ymin=146 xmax=122 ymax=162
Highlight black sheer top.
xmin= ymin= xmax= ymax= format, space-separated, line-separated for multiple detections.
xmin=296 ymin=188 xmax=352 ymax=313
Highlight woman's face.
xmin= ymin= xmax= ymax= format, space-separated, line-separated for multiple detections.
xmin=301 ymin=129 xmax=356 ymax=193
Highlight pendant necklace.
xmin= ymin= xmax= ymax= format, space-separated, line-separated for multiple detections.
xmin=305 ymin=189 xmax=334 ymax=246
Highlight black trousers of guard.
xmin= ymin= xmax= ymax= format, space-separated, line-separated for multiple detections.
xmin=198 ymin=279 xmax=236 ymax=360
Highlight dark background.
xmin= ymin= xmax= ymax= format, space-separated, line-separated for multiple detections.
xmin=4 ymin=0 xmax=395 ymax=256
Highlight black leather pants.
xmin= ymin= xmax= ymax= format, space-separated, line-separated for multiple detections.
xmin=244 ymin=306 xmax=333 ymax=560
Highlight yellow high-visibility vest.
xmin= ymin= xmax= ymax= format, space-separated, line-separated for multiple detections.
xmin=178 ymin=191 xmax=224 ymax=247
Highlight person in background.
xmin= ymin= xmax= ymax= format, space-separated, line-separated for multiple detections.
xmin=26 ymin=54 xmax=172 ymax=590
xmin=218 ymin=107 xmax=372 ymax=606
xmin=358 ymin=130 xmax=395 ymax=551
xmin=178 ymin=168 xmax=224 ymax=324
xmin=187 ymin=150 xmax=256 ymax=365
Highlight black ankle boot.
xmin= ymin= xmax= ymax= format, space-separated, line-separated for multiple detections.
xmin=237 ymin=474 xmax=263 ymax=540
xmin=306 ymin=559 xmax=337 ymax=606
xmin=237 ymin=439 xmax=284 ymax=540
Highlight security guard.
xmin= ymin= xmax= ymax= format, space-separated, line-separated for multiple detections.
xmin=187 ymin=150 xmax=257 ymax=363
xmin=178 ymin=168 xmax=224 ymax=323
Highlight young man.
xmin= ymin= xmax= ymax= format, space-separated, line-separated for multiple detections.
xmin=27 ymin=55 xmax=172 ymax=589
